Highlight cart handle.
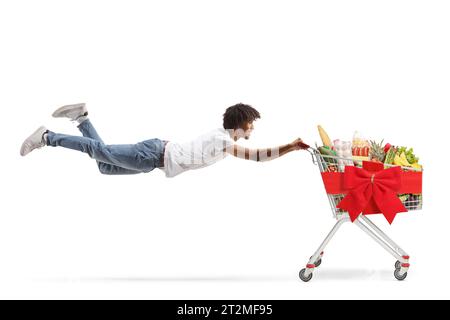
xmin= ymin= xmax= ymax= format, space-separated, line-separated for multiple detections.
xmin=307 ymin=148 xmax=317 ymax=165
xmin=298 ymin=141 xmax=318 ymax=165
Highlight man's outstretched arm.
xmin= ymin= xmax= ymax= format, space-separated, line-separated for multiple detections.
xmin=224 ymin=138 xmax=306 ymax=162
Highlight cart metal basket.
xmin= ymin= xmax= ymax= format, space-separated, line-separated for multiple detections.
xmin=299 ymin=148 xmax=423 ymax=282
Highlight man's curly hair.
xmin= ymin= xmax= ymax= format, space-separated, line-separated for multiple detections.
xmin=223 ymin=103 xmax=261 ymax=130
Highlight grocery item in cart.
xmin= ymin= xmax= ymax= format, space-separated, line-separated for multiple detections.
xmin=399 ymin=194 xmax=423 ymax=210
xmin=393 ymin=146 xmax=422 ymax=170
xmin=369 ymin=139 xmax=386 ymax=163
xmin=317 ymin=145 xmax=338 ymax=172
xmin=352 ymin=131 xmax=370 ymax=164
xmin=317 ymin=125 xmax=333 ymax=148
xmin=333 ymin=140 xmax=353 ymax=171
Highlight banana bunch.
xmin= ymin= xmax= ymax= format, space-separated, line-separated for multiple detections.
xmin=394 ymin=152 xmax=410 ymax=166
xmin=394 ymin=152 xmax=422 ymax=170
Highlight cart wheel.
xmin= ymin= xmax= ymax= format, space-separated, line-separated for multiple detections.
xmin=395 ymin=260 xmax=401 ymax=270
xmin=299 ymin=268 xmax=313 ymax=282
xmin=394 ymin=268 xmax=408 ymax=281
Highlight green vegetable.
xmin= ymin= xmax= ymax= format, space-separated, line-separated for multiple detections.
xmin=318 ymin=146 xmax=338 ymax=171
xmin=384 ymin=147 xmax=397 ymax=165
xmin=397 ymin=146 xmax=419 ymax=164
xmin=318 ymin=146 xmax=337 ymax=159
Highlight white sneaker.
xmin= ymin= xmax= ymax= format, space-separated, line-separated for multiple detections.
xmin=52 ymin=103 xmax=88 ymax=121
xmin=20 ymin=126 xmax=48 ymax=156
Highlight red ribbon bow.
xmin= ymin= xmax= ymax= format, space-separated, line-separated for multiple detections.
xmin=337 ymin=162 xmax=407 ymax=224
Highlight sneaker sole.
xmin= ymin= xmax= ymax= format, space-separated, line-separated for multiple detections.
xmin=52 ymin=103 xmax=87 ymax=118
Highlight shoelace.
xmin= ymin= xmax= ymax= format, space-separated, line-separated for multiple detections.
xmin=71 ymin=111 xmax=88 ymax=123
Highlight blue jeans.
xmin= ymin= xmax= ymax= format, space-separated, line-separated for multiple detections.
xmin=46 ymin=119 xmax=166 ymax=175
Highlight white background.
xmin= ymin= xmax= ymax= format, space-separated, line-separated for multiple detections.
xmin=1 ymin=0 xmax=449 ymax=299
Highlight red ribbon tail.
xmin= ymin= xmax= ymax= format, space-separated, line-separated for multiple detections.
xmin=337 ymin=192 xmax=367 ymax=222
xmin=373 ymin=186 xmax=408 ymax=224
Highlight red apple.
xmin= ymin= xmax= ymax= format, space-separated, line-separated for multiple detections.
xmin=384 ymin=143 xmax=392 ymax=153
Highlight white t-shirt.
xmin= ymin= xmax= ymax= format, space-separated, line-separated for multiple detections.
xmin=160 ymin=128 xmax=235 ymax=178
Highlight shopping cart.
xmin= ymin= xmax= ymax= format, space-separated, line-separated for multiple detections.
xmin=299 ymin=146 xmax=423 ymax=282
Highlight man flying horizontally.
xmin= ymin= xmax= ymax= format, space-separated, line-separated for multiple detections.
xmin=20 ymin=103 xmax=308 ymax=177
